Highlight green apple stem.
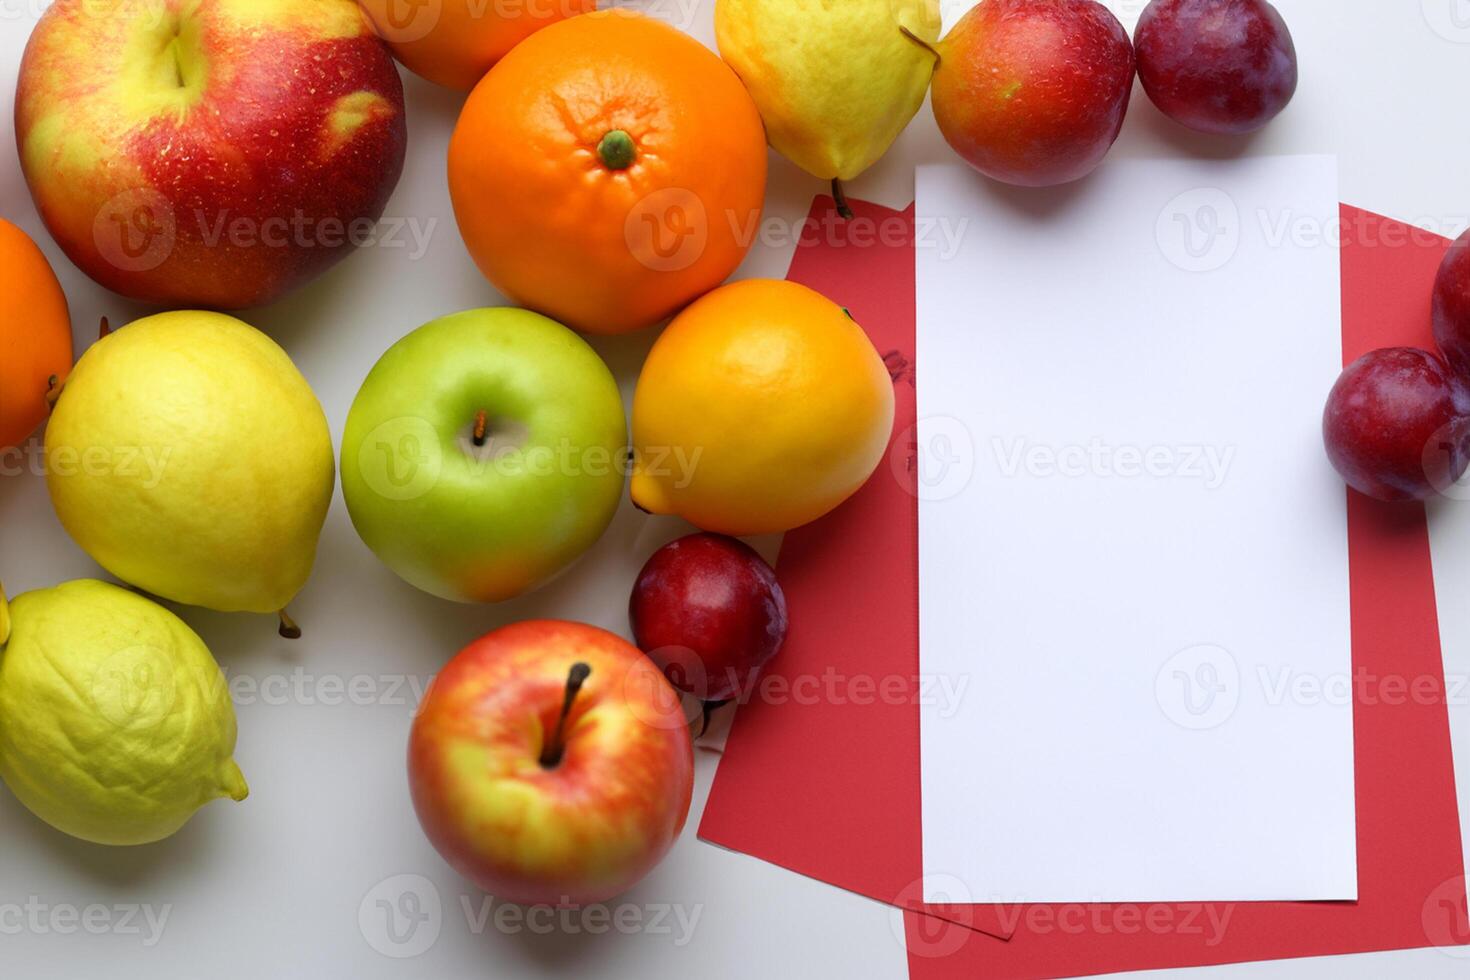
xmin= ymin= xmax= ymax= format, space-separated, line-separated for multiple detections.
xmin=832 ymin=178 xmax=854 ymax=221
xmin=899 ymin=25 xmax=942 ymax=69
xmin=540 ymin=662 xmax=592 ymax=769
xmin=472 ymin=409 xmax=488 ymax=448
xmin=277 ymin=608 xmax=302 ymax=640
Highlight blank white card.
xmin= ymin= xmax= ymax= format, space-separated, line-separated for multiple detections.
xmin=917 ymin=156 xmax=1355 ymax=904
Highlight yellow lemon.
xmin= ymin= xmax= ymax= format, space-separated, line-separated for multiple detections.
xmin=632 ymin=279 xmax=895 ymax=535
xmin=0 ymin=580 xmax=247 ymax=846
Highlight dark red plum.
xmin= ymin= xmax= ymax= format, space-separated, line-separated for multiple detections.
xmin=630 ymin=533 xmax=788 ymax=703
xmin=1323 ymin=348 xmax=1470 ymax=502
xmin=1432 ymin=230 xmax=1470 ymax=379
xmin=1135 ymin=0 xmax=1297 ymax=135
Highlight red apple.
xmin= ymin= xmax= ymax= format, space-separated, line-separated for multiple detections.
xmin=16 ymin=0 xmax=406 ymax=309
xmin=931 ymin=0 xmax=1135 ymax=187
xmin=1135 ymin=0 xmax=1298 ymax=136
xmin=409 ymin=620 xmax=694 ymax=906
xmin=1433 ymin=230 xmax=1470 ymax=379
xmin=1322 ymin=347 xmax=1470 ymax=502
xmin=630 ymin=533 xmax=788 ymax=703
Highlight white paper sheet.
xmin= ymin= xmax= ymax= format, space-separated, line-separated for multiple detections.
xmin=916 ymin=156 xmax=1355 ymax=904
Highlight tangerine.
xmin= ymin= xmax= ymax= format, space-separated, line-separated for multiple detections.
xmin=0 ymin=219 xmax=72 ymax=451
xmin=448 ymin=11 xmax=768 ymax=335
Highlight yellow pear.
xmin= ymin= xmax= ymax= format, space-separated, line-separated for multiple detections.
xmin=716 ymin=0 xmax=940 ymax=202
xmin=45 ymin=312 xmax=335 ymax=629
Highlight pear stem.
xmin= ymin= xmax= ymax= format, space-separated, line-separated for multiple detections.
xmin=44 ymin=375 xmax=64 ymax=413
xmin=900 ymin=25 xmax=942 ymax=69
xmin=472 ymin=409 xmax=488 ymax=448
xmin=277 ymin=608 xmax=302 ymax=640
xmin=832 ymin=178 xmax=854 ymax=220
xmin=540 ymin=662 xmax=592 ymax=769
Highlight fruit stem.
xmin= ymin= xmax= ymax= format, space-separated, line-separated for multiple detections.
xmin=99 ymin=315 xmax=111 ymax=339
xmin=472 ymin=409 xmax=488 ymax=448
xmin=597 ymin=130 xmax=637 ymax=171
xmin=832 ymin=178 xmax=855 ymax=220
xmin=278 ymin=608 xmax=302 ymax=640
xmin=698 ymin=698 xmax=732 ymax=739
xmin=899 ymin=25 xmax=942 ymax=69
xmin=44 ymin=375 xmax=64 ymax=413
xmin=540 ymin=662 xmax=592 ymax=769
xmin=0 ymin=582 xmax=9 ymax=646
xmin=169 ymin=35 xmax=187 ymax=89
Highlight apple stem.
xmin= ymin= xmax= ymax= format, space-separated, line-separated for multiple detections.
xmin=832 ymin=179 xmax=854 ymax=220
xmin=277 ymin=608 xmax=302 ymax=640
xmin=99 ymin=316 xmax=111 ymax=339
xmin=44 ymin=375 xmax=64 ymax=413
xmin=540 ymin=662 xmax=592 ymax=769
xmin=899 ymin=25 xmax=942 ymax=69
xmin=472 ymin=409 xmax=488 ymax=448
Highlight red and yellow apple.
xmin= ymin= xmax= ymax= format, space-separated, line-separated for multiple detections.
xmin=16 ymin=0 xmax=407 ymax=309
xmin=409 ymin=620 xmax=694 ymax=906
xmin=932 ymin=0 xmax=1135 ymax=187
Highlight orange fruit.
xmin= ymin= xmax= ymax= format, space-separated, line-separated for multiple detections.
xmin=0 ymin=219 xmax=72 ymax=451
xmin=631 ymin=279 xmax=896 ymax=535
xmin=359 ymin=0 xmax=594 ymax=91
xmin=448 ymin=11 xmax=768 ymax=335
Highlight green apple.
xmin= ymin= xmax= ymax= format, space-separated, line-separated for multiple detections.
xmin=341 ymin=308 xmax=628 ymax=603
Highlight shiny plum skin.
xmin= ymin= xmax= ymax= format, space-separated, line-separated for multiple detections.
xmin=932 ymin=0 xmax=1136 ymax=187
xmin=630 ymin=533 xmax=788 ymax=702
xmin=1432 ymin=230 xmax=1470 ymax=379
xmin=1322 ymin=348 xmax=1470 ymax=502
xmin=1135 ymin=0 xmax=1298 ymax=135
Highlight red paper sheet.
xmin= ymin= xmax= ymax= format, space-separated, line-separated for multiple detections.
xmin=699 ymin=197 xmax=1468 ymax=975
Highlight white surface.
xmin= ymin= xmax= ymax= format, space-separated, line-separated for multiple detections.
xmin=915 ymin=156 xmax=1355 ymax=904
xmin=1 ymin=0 xmax=1470 ymax=978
